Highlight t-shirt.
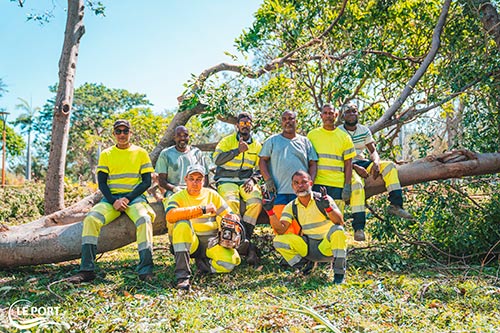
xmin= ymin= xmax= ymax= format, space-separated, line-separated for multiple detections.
xmin=338 ymin=124 xmax=374 ymax=161
xmin=259 ymin=134 xmax=318 ymax=194
xmin=307 ymin=127 xmax=356 ymax=188
xmin=155 ymin=146 xmax=209 ymax=192
xmin=97 ymin=144 xmax=154 ymax=195
xmin=165 ymin=187 xmax=232 ymax=236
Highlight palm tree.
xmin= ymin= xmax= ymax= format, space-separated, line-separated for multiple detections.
xmin=13 ymin=97 xmax=39 ymax=181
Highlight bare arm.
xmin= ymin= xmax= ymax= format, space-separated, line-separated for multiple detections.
xmin=268 ymin=214 xmax=291 ymax=235
xmin=308 ymin=160 xmax=318 ymax=182
xmin=259 ymin=156 xmax=272 ymax=181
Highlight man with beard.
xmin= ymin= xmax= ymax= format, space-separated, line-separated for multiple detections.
xmin=213 ymin=112 xmax=262 ymax=265
xmin=259 ymin=110 xmax=318 ymax=224
xmin=156 ymin=126 xmax=210 ymax=238
xmin=264 ymin=170 xmax=347 ymax=283
xmin=307 ymin=104 xmax=363 ymax=240
xmin=339 ymin=102 xmax=412 ymax=232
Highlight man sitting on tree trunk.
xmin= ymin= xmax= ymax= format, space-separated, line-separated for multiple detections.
xmin=67 ymin=119 xmax=156 ymax=283
xmin=339 ymin=101 xmax=413 ymax=242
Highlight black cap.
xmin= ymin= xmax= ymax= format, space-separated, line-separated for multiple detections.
xmin=113 ymin=119 xmax=131 ymax=129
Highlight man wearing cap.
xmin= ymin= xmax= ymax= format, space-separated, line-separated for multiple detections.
xmin=213 ymin=112 xmax=262 ymax=265
xmin=67 ymin=119 xmax=156 ymax=283
xmin=165 ymin=164 xmax=241 ymax=290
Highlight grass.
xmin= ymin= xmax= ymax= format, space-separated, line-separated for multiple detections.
xmin=1 ymin=226 xmax=499 ymax=333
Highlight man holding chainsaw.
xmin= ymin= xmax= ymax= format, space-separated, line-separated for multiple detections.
xmin=165 ymin=164 xmax=242 ymax=290
xmin=264 ymin=170 xmax=347 ymax=284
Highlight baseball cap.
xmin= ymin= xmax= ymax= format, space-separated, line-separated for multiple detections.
xmin=113 ymin=119 xmax=131 ymax=129
xmin=186 ymin=164 xmax=206 ymax=176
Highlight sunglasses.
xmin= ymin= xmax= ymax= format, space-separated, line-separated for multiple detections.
xmin=238 ymin=121 xmax=252 ymax=127
xmin=114 ymin=129 xmax=130 ymax=135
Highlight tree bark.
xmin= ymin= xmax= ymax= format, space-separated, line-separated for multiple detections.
xmin=1 ymin=150 xmax=499 ymax=268
xmin=44 ymin=0 xmax=85 ymax=214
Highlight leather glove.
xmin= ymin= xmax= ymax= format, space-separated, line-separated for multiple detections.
xmin=316 ymin=186 xmax=331 ymax=210
xmin=265 ymin=178 xmax=277 ymax=194
xmin=341 ymin=183 xmax=352 ymax=202
xmin=262 ymin=191 xmax=276 ymax=212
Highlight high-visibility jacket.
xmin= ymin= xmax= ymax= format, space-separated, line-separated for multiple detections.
xmin=213 ymin=132 xmax=262 ymax=183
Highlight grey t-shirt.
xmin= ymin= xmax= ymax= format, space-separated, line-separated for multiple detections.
xmin=259 ymin=134 xmax=318 ymax=194
xmin=155 ymin=146 xmax=209 ymax=195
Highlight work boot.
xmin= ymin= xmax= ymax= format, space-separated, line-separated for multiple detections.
xmin=176 ymin=279 xmax=190 ymax=291
xmin=354 ymin=229 xmax=366 ymax=242
xmin=65 ymin=271 xmax=96 ymax=284
xmin=293 ymin=258 xmax=314 ymax=275
xmin=237 ymin=240 xmax=250 ymax=256
xmin=388 ymin=204 xmax=413 ymax=220
xmin=139 ymin=273 xmax=154 ymax=282
xmin=333 ymin=273 xmax=344 ymax=284
xmin=246 ymin=243 xmax=260 ymax=266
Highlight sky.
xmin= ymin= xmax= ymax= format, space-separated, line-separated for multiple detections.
xmin=0 ymin=0 xmax=262 ymax=126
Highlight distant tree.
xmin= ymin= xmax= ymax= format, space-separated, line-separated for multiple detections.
xmin=12 ymin=98 xmax=39 ymax=180
xmin=0 ymin=78 xmax=7 ymax=98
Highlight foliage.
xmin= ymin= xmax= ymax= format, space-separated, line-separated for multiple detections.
xmin=0 ymin=181 xmax=93 ymax=224
xmin=366 ymin=178 xmax=500 ymax=263
xmin=35 ymin=83 xmax=153 ymax=181
xmin=1 ymin=119 xmax=25 ymax=158
xmin=0 ymin=232 xmax=498 ymax=332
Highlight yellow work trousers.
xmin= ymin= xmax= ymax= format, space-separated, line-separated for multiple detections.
xmin=217 ymin=182 xmax=262 ymax=225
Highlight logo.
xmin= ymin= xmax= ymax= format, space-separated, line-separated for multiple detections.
xmin=8 ymin=299 xmax=70 ymax=330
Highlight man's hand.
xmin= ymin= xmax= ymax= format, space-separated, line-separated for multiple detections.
xmin=205 ymin=203 xmax=217 ymax=214
xmin=113 ymin=197 xmax=129 ymax=212
xmin=238 ymin=138 xmax=249 ymax=153
xmin=342 ymin=184 xmax=352 ymax=202
xmin=262 ymin=191 xmax=276 ymax=212
xmin=353 ymin=164 xmax=369 ymax=179
xmin=316 ymin=186 xmax=331 ymax=210
xmin=243 ymin=178 xmax=254 ymax=193
xmin=172 ymin=186 xmax=183 ymax=193
xmin=265 ymin=178 xmax=277 ymax=194
xmin=370 ymin=162 xmax=380 ymax=179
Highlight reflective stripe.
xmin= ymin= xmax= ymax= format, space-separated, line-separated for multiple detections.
xmin=273 ymin=241 xmax=291 ymax=250
xmin=138 ymin=241 xmax=152 ymax=252
xmin=327 ymin=225 xmax=345 ymax=239
xmin=97 ymin=165 xmax=109 ymax=172
xmin=345 ymin=147 xmax=356 ymax=155
xmin=246 ymin=197 xmax=261 ymax=205
xmin=242 ymin=215 xmax=257 ymax=224
xmin=225 ymin=194 xmax=240 ymax=202
xmin=351 ymin=205 xmax=365 ymax=213
xmin=216 ymin=177 xmax=245 ymax=183
xmin=215 ymin=260 xmax=236 ymax=270
xmin=333 ymin=249 xmax=347 ymax=258
xmin=87 ymin=211 xmax=105 ymax=224
xmin=318 ymin=165 xmax=344 ymax=172
xmin=281 ymin=212 xmax=294 ymax=220
xmin=216 ymin=205 xmax=229 ymax=215
xmin=288 ymin=254 xmax=303 ymax=266
xmin=318 ymin=153 xmax=343 ymax=161
xmin=108 ymin=173 xmax=140 ymax=180
xmin=173 ymin=243 xmax=191 ymax=252
xmin=352 ymin=183 xmax=364 ymax=191
xmin=306 ymin=233 xmax=324 ymax=240
xmin=135 ymin=216 xmax=150 ymax=227
xmin=140 ymin=162 xmax=153 ymax=170
xmin=82 ymin=235 xmax=98 ymax=245
xmin=109 ymin=184 xmax=135 ymax=191
xmin=387 ymin=184 xmax=401 ymax=192
xmin=381 ymin=163 xmax=395 ymax=177
xmin=301 ymin=220 xmax=329 ymax=230
xmin=195 ymin=230 xmax=218 ymax=236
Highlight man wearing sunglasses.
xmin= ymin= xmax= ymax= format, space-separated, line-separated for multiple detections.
xmin=213 ymin=112 xmax=262 ymax=266
xmin=67 ymin=119 xmax=156 ymax=283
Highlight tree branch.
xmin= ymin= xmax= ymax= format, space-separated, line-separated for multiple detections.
xmin=370 ymin=0 xmax=452 ymax=134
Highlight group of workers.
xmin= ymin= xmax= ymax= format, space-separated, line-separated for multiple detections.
xmin=67 ymin=102 xmax=413 ymax=290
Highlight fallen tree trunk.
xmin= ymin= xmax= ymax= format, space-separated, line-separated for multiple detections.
xmin=1 ymin=150 xmax=498 ymax=268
